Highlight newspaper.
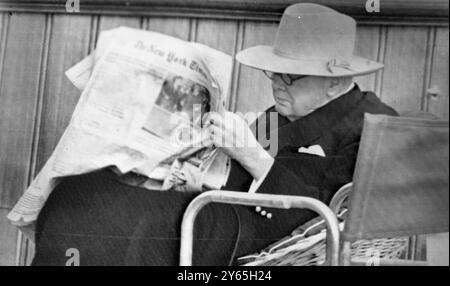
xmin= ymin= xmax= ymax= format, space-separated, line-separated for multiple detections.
xmin=8 ymin=27 xmax=232 ymax=226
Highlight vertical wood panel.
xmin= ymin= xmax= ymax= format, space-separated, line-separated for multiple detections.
xmin=195 ymin=19 xmax=238 ymax=106
xmin=228 ymin=21 xmax=245 ymax=111
xmin=354 ymin=25 xmax=380 ymax=92
xmin=21 ymin=15 xmax=51 ymax=266
xmin=0 ymin=13 xmax=46 ymax=208
xmin=380 ymin=26 xmax=429 ymax=113
xmin=147 ymin=17 xmax=191 ymax=40
xmin=97 ymin=15 xmax=141 ymax=51
xmin=427 ymin=27 xmax=449 ymax=119
xmin=0 ymin=13 xmax=3 ymax=44
xmin=35 ymin=15 xmax=92 ymax=172
xmin=98 ymin=15 xmax=141 ymax=32
xmin=375 ymin=26 xmax=388 ymax=96
xmin=0 ymin=208 xmax=17 ymax=265
xmin=0 ymin=13 xmax=47 ymax=266
xmin=195 ymin=19 xmax=237 ymax=55
xmin=0 ymin=13 xmax=7 ymax=85
xmin=88 ymin=16 xmax=99 ymax=52
xmin=235 ymin=21 xmax=278 ymax=113
xmin=189 ymin=19 xmax=198 ymax=41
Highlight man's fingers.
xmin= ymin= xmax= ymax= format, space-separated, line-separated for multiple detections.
xmin=207 ymin=125 xmax=226 ymax=146
xmin=208 ymin=125 xmax=221 ymax=138
xmin=202 ymin=112 xmax=224 ymax=128
xmin=201 ymin=114 xmax=211 ymax=127
xmin=200 ymin=128 xmax=214 ymax=147
xmin=210 ymin=113 xmax=225 ymax=128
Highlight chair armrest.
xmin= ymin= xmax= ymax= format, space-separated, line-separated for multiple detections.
xmin=179 ymin=190 xmax=340 ymax=266
xmin=329 ymin=182 xmax=353 ymax=214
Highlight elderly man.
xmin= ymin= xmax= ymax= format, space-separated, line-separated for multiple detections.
xmin=32 ymin=3 xmax=397 ymax=265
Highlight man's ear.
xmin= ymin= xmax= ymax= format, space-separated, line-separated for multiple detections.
xmin=326 ymin=77 xmax=344 ymax=98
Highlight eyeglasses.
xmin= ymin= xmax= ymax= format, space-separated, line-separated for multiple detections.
xmin=263 ymin=71 xmax=307 ymax=86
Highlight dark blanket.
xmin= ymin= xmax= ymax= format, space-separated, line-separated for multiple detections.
xmin=33 ymin=168 xmax=316 ymax=265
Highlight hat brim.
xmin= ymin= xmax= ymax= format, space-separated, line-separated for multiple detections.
xmin=236 ymin=45 xmax=383 ymax=77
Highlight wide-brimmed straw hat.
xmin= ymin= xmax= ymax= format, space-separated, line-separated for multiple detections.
xmin=236 ymin=3 xmax=383 ymax=77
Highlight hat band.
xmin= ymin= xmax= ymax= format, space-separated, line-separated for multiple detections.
xmin=272 ymin=47 xmax=355 ymax=74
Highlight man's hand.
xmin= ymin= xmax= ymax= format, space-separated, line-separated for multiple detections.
xmin=203 ymin=111 xmax=274 ymax=180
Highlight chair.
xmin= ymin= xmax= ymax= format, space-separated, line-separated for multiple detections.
xmin=179 ymin=113 xmax=449 ymax=266
xmin=179 ymin=190 xmax=341 ymax=265
xmin=339 ymin=113 xmax=449 ymax=266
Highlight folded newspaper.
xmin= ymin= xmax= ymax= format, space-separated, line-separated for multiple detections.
xmin=8 ymin=27 xmax=233 ymax=226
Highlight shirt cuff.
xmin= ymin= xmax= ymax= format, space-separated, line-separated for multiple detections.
xmin=248 ymin=159 xmax=274 ymax=194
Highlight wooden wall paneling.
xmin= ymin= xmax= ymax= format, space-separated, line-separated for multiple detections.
xmin=88 ymin=16 xmax=99 ymax=52
xmin=380 ymin=26 xmax=429 ymax=113
xmin=420 ymin=27 xmax=436 ymax=113
xmin=194 ymin=19 xmax=238 ymax=58
xmin=189 ymin=18 xmax=197 ymax=42
xmin=1 ymin=0 xmax=448 ymax=25
xmin=354 ymin=25 xmax=380 ymax=92
xmin=0 ymin=13 xmax=3 ymax=41
xmin=21 ymin=14 xmax=52 ymax=267
xmin=0 ymin=13 xmax=48 ymax=266
xmin=0 ymin=10 xmax=18 ymax=259
xmin=234 ymin=21 xmax=278 ymax=113
xmin=97 ymin=15 xmax=142 ymax=51
xmin=98 ymin=15 xmax=142 ymax=32
xmin=0 ymin=13 xmax=7 ymax=83
xmin=0 ymin=13 xmax=47 ymax=208
xmin=427 ymin=27 xmax=449 ymax=119
xmin=374 ymin=26 xmax=388 ymax=96
xmin=194 ymin=19 xmax=238 ymax=107
xmin=228 ymin=21 xmax=245 ymax=111
xmin=147 ymin=17 xmax=191 ymax=41
xmin=35 ymin=15 xmax=93 ymax=173
xmin=0 ymin=208 xmax=17 ymax=265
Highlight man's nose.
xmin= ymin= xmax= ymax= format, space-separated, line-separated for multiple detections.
xmin=272 ymin=78 xmax=285 ymax=90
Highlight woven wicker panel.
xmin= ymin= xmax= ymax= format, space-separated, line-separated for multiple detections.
xmin=239 ymin=215 xmax=409 ymax=266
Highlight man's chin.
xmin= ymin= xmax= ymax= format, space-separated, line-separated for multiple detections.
xmin=274 ymin=103 xmax=290 ymax=117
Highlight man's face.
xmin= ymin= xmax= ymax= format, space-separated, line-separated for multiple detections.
xmin=271 ymin=75 xmax=329 ymax=120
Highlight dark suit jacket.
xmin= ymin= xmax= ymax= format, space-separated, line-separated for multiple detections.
xmin=32 ymin=85 xmax=397 ymax=266
xmin=226 ymin=84 xmax=397 ymax=205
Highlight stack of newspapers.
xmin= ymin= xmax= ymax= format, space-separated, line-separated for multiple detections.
xmin=8 ymin=27 xmax=233 ymax=226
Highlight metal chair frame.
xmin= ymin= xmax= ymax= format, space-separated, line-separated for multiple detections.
xmin=179 ymin=184 xmax=431 ymax=266
xmin=179 ymin=190 xmax=340 ymax=266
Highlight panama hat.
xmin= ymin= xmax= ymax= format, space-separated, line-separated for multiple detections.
xmin=236 ymin=3 xmax=383 ymax=77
